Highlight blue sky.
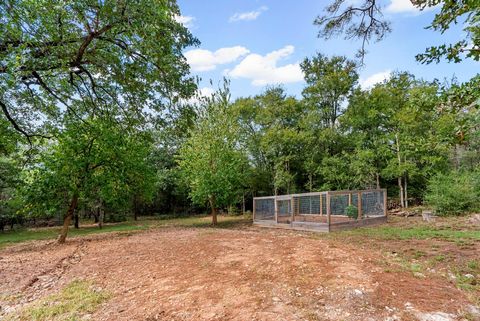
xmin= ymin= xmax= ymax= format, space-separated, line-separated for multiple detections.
xmin=176 ymin=0 xmax=478 ymax=99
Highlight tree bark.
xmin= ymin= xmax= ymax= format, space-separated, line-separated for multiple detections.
xmin=73 ymin=211 xmax=79 ymax=229
xmin=398 ymin=177 xmax=404 ymax=208
xmin=58 ymin=194 xmax=79 ymax=243
xmin=404 ymin=174 xmax=408 ymax=208
xmin=209 ymin=196 xmax=217 ymax=225
xmin=93 ymin=208 xmax=99 ymax=223
xmin=376 ymin=172 xmax=380 ymax=189
xmin=395 ymin=133 xmax=404 ymax=208
xmin=242 ymin=192 xmax=246 ymax=215
xmin=98 ymin=208 xmax=104 ymax=229
xmin=133 ymin=195 xmax=138 ymax=221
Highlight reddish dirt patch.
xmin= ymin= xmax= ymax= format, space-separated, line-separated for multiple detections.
xmin=0 ymin=227 xmax=477 ymax=320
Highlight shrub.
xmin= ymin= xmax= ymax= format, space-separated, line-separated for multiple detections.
xmin=425 ymin=170 xmax=480 ymax=216
xmin=345 ymin=205 xmax=358 ymax=220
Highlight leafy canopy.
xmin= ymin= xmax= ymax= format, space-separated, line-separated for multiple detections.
xmin=0 ymin=0 xmax=198 ymax=141
xmin=177 ymin=84 xmax=248 ymax=211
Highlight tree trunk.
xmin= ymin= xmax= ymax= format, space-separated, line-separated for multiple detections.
xmin=395 ymin=133 xmax=404 ymax=208
xmin=58 ymin=194 xmax=79 ymax=243
xmin=376 ymin=172 xmax=380 ymax=189
xmin=209 ymin=196 xmax=217 ymax=225
xmin=242 ymin=192 xmax=246 ymax=215
xmin=73 ymin=211 xmax=79 ymax=229
xmin=93 ymin=208 xmax=99 ymax=223
xmin=133 ymin=195 xmax=138 ymax=221
xmin=404 ymin=174 xmax=408 ymax=208
xmin=98 ymin=208 xmax=104 ymax=229
xmin=398 ymin=177 xmax=404 ymax=208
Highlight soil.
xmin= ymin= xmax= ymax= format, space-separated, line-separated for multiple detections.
xmin=0 ymin=223 xmax=478 ymax=321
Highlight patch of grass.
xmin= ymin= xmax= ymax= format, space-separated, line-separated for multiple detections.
xmin=331 ymin=225 xmax=480 ymax=242
xmin=0 ymin=222 xmax=149 ymax=248
xmin=433 ymin=254 xmax=446 ymax=262
xmin=0 ymin=215 xmax=249 ymax=249
xmin=7 ymin=280 xmax=110 ymax=321
xmin=153 ymin=214 xmax=250 ymax=229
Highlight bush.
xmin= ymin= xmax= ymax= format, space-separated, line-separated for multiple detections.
xmin=345 ymin=205 xmax=358 ymax=220
xmin=425 ymin=170 xmax=480 ymax=216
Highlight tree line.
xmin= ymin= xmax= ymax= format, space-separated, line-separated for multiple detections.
xmin=0 ymin=0 xmax=479 ymax=242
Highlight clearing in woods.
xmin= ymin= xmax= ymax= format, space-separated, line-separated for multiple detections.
xmin=0 ymin=215 xmax=479 ymax=321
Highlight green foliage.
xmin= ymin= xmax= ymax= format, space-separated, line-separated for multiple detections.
xmin=345 ymin=205 xmax=358 ymax=220
xmin=0 ymin=0 xmax=198 ymax=141
xmin=20 ymin=115 xmax=156 ymax=224
xmin=425 ymin=170 xmax=480 ymax=215
xmin=301 ymin=54 xmax=358 ymax=129
xmin=416 ymin=0 xmax=480 ymax=63
xmin=178 ymin=83 xmax=248 ymax=211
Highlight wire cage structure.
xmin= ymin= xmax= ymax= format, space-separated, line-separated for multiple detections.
xmin=253 ymin=189 xmax=387 ymax=232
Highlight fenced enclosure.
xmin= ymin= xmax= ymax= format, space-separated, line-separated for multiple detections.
xmin=253 ymin=189 xmax=387 ymax=232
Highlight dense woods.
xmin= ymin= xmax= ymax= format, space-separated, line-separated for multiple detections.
xmin=0 ymin=0 xmax=479 ymax=242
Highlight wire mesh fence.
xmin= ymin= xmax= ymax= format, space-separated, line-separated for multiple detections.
xmin=362 ymin=190 xmax=385 ymax=217
xmin=253 ymin=189 xmax=387 ymax=231
xmin=277 ymin=199 xmax=291 ymax=217
xmin=254 ymin=197 xmax=275 ymax=221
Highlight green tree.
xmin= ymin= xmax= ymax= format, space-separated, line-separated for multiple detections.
xmin=301 ymin=54 xmax=358 ymax=129
xmin=0 ymin=0 xmax=198 ymax=141
xmin=178 ymin=85 xmax=248 ymax=225
xmin=21 ymin=116 xmax=155 ymax=242
xmin=300 ymin=54 xmax=358 ymax=190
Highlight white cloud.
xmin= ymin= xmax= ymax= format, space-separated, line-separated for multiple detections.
xmin=174 ymin=15 xmax=195 ymax=28
xmin=185 ymin=46 xmax=250 ymax=72
xmin=183 ymin=86 xmax=215 ymax=105
xmin=198 ymin=86 xmax=215 ymax=98
xmin=227 ymin=45 xmax=304 ymax=86
xmin=385 ymin=0 xmax=434 ymax=14
xmin=360 ymin=70 xmax=391 ymax=89
xmin=229 ymin=6 xmax=268 ymax=22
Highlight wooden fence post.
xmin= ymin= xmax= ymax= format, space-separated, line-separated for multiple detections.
xmin=320 ymin=193 xmax=323 ymax=215
xmin=291 ymin=197 xmax=294 ymax=223
xmin=383 ymin=189 xmax=387 ymax=217
xmin=253 ymin=198 xmax=256 ymax=221
xmin=326 ymin=192 xmax=331 ymax=231
xmin=357 ymin=192 xmax=362 ymax=220
xmin=274 ymin=196 xmax=278 ymax=223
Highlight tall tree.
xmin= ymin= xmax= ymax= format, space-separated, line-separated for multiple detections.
xmin=21 ymin=115 xmax=155 ymax=242
xmin=300 ymin=54 xmax=358 ymax=190
xmin=178 ymin=85 xmax=248 ymax=225
xmin=0 ymin=0 xmax=198 ymax=141
xmin=301 ymin=54 xmax=358 ymax=129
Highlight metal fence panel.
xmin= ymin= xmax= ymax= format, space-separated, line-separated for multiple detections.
xmin=254 ymin=198 xmax=275 ymax=221
xmin=362 ymin=190 xmax=385 ymax=217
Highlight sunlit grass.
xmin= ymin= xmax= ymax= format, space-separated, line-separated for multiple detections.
xmin=0 ymin=215 xmax=249 ymax=248
xmin=6 ymin=280 xmax=110 ymax=321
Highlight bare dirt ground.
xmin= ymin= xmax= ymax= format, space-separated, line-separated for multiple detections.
xmin=0 ymin=222 xmax=479 ymax=321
